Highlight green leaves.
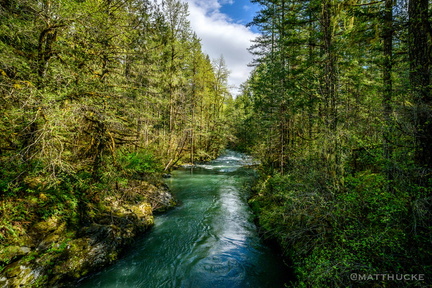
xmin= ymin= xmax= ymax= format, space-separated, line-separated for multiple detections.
xmin=235 ymin=1 xmax=432 ymax=284
xmin=119 ymin=151 xmax=161 ymax=175
xmin=0 ymin=0 xmax=232 ymax=270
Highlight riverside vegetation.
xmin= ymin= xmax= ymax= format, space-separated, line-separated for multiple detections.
xmin=1 ymin=0 xmax=431 ymax=287
xmin=0 ymin=0 xmax=231 ymax=286
xmin=229 ymin=0 xmax=432 ymax=287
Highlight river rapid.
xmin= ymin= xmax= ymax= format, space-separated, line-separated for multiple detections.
xmin=77 ymin=150 xmax=288 ymax=288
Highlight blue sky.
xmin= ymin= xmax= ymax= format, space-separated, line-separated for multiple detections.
xmin=219 ymin=0 xmax=260 ymax=31
xmin=183 ymin=0 xmax=261 ymax=96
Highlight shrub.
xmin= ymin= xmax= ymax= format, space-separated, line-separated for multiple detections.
xmin=118 ymin=151 xmax=162 ymax=176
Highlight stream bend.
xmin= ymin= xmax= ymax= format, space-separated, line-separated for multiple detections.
xmin=77 ymin=150 xmax=287 ymax=288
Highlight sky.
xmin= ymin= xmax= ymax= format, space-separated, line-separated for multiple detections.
xmin=182 ymin=0 xmax=261 ymax=96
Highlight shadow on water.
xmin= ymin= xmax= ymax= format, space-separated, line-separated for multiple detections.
xmin=76 ymin=150 xmax=292 ymax=288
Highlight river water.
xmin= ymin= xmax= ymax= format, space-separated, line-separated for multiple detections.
xmin=77 ymin=150 xmax=288 ymax=288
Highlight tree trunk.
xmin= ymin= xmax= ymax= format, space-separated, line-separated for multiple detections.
xmin=408 ymin=0 xmax=432 ymax=170
xmin=383 ymin=0 xmax=393 ymax=186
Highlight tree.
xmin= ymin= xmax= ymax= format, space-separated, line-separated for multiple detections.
xmin=408 ymin=0 xmax=432 ymax=172
xmin=0 ymin=0 xmax=232 ymax=255
xmin=229 ymin=0 xmax=432 ymax=286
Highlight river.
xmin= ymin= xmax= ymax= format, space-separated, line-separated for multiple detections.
xmin=76 ymin=150 xmax=288 ymax=288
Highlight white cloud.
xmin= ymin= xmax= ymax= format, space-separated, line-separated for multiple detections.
xmin=183 ymin=0 xmax=259 ymax=96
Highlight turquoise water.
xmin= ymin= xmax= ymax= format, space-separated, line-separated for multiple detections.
xmin=77 ymin=151 xmax=288 ymax=288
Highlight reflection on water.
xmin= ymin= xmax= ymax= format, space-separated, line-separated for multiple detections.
xmin=76 ymin=150 xmax=287 ymax=288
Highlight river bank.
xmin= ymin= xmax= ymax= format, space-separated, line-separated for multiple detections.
xmin=0 ymin=179 xmax=175 ymax=287
xmin=76 ymin=150 xmax=288 ymax=288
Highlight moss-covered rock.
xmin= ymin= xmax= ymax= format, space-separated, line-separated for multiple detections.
xmin=0 ymin=260 xmax=43 ymax=288
xmin=0 ymin=246 xmax=30 ymax=265
xmin=0 ymin=180 xmax=175 ymax=287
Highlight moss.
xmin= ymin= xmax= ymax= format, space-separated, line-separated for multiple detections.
xmin=47 ymin=238 xmax=94 ymax=280
xmin=32 ymin=216 xmax=63 ymax=234
xmin=1 ymin=261 xmax=38 ymax=287
xmin=0 ymin=176 xmax=175 ymax=287
xmin=129 ymin=202 xmax=154 ymax=226
xmin=3 ymin=261 xmax=22 ymax=278
xmin=0 ymin=246 xmax=30 ymax=265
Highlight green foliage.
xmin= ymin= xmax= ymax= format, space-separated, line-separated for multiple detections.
xmin=119 ymin=151 xmax=162 ymax=175
xmin=231 ymin=0 xmax=432 ymax=286
xmin=249 ymin=167 xmax=430 ymax=287
xmin=0 ymin=2 xmax=233 ymax=279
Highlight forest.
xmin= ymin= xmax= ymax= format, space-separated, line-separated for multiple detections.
xmin=0 ymin=0 xmax=233 ymax=286
xmin=230 ymin=0 xmax=431 ymax=287
xmin=1 ymin=0 xmax=431 ymax=287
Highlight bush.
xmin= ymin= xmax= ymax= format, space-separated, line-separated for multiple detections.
xmin=250 ymin=166 xmax=431 ymax=287
xmin=118 ymin=151 xmax=162 ymax=176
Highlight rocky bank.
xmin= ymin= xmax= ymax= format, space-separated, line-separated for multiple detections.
xmin=0 ymin=180 xmax=175 ymax=287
